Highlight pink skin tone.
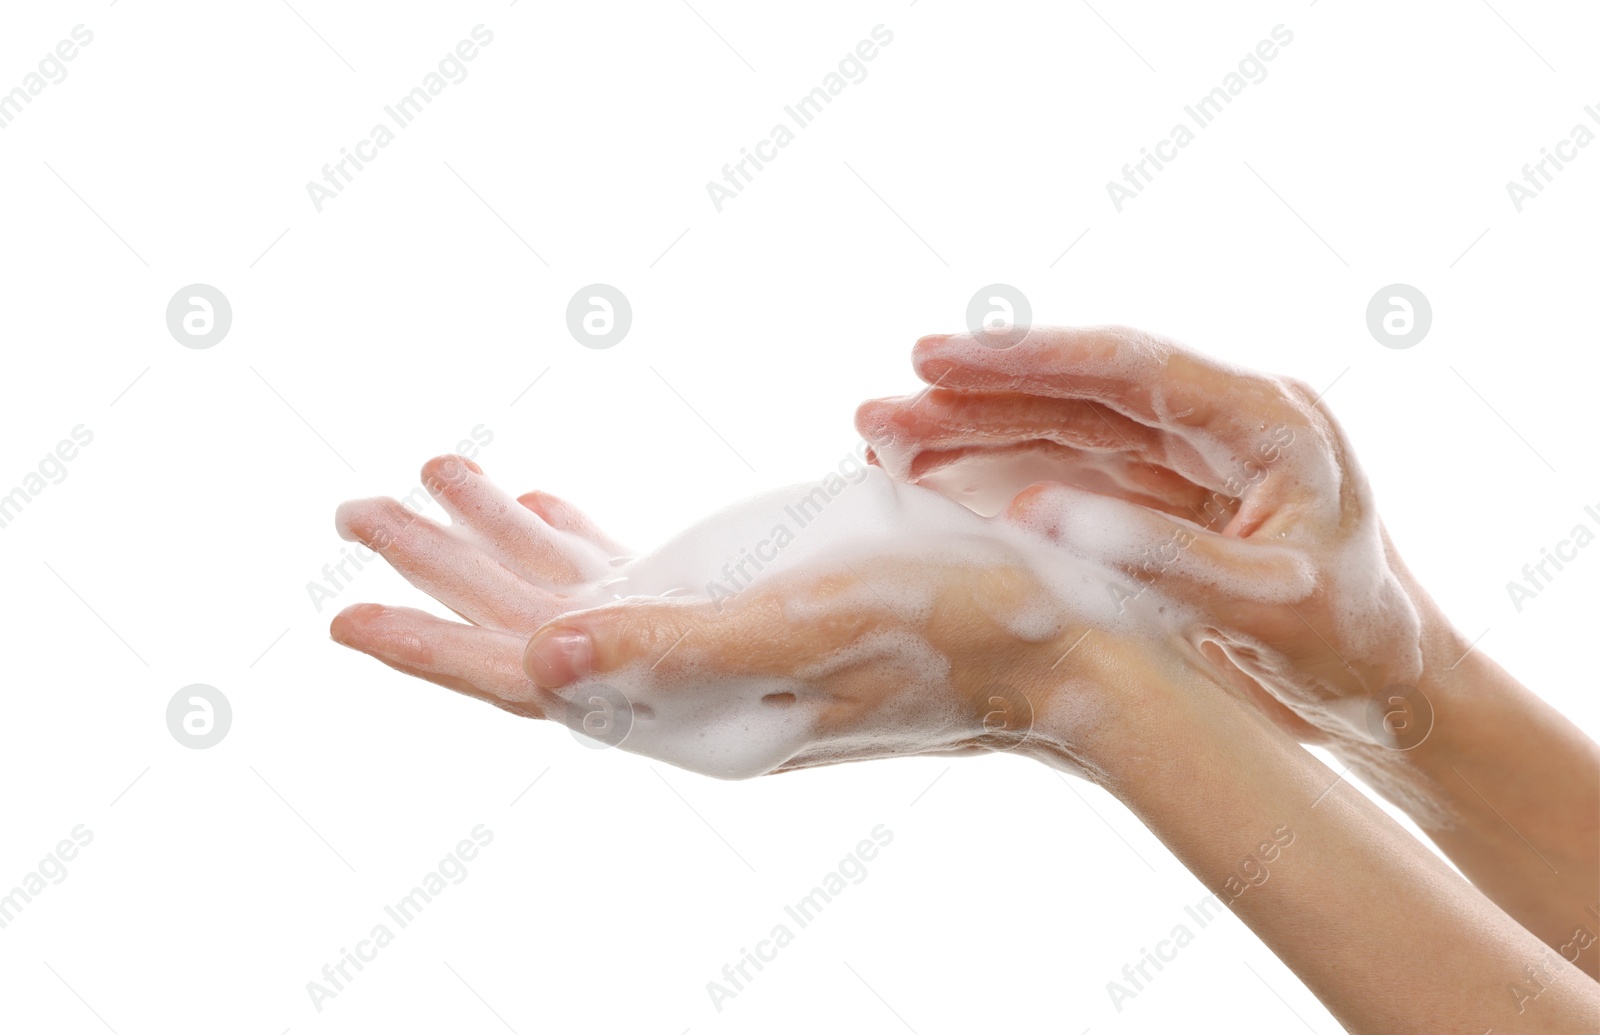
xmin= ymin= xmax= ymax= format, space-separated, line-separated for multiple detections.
xmin=856 ymin=325 xmax=1422 ymax=748
xmin=327 ymin=338 xmax=1599 ymax=1027
xmin=330 ymin=456 xmax=626 ymax=719
xmin=856 ymin=325 xmax=1600 ymax=976
xmin=331 ymin=456 xmax=1127 ymax=776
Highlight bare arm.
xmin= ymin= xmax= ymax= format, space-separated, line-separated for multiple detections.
xmin=1049 ymin=640 xmax=1600 ymax=1032
xmin=857 ymin=325 xmax=1600 ymax=963
xmin=1353 ymin=586 xmax=1600 ymax=975
xmin=331 ymin=453 xmax=1599 ymax=1031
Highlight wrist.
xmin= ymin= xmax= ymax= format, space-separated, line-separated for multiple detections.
xmin=1325 ymin=589 xmax=1495 ymax=821
xmin=1020 ymin=635 xmax=1245 ymax=796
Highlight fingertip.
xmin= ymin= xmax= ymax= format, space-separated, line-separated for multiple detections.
xmin=421 ymin=453 xmax=477 ymax=496
xmin=1004 ymin=481 xmax=1101 ymax=541
xmin=330 ymin=602 xmax=387 ymax=645
xmin=334 ymin=498 xmax=379 ymax=543
xmin=912 ymin=334 xmax=961 ymax=386
xmin=335 ymin=496 xmax=413 ymax=547
xmin=1004 ymin=481 xmax=1059 ymax=521
xmin=853 ymin=397 xmax=898 ymax=439
xmin=516 ymin=489 xmax=554 ymax=520
xmin=519 ymin=490 xmax=592 ymax=539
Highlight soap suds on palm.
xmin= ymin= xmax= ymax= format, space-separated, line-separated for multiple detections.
xmin=533 ymin=467 xmax=1207 ymax=778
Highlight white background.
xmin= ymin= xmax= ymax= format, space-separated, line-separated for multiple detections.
xmin=1 ymin=1 xmax=1596 ymax=1032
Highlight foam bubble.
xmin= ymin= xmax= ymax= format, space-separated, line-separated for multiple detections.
xmin=535 ymin=467 xmax=1194 ymax=778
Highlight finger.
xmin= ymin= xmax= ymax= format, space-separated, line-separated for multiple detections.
xmin=911 ymin=328 xmax=1323 ymax=491
xmin=1005 ymin=481 xmax=1316 ymax=609
xmin=522 ymin=592 xmax=836 ymax=778
xmin=855 ymin=390 xmax=1225 ymax=519
xmin=912 ymin=326 xmax=1294 ymax=432
xmin=516 ymin=489 xmax=633 ymax=561
xmin=522 ymin=592 xmax=795 ymax=691
xmin=521 ymin=571 xmax=958 ymax=704
xmin=335 ymin=496 xmax=562 ymax=632
xmin=420 ymin=455 xmax=605 ymax=585
xmin=914 ymin=328 xmax=1343 ymax=528
xmin=855 ymin=390 xmax=1165 ymax=476
xmin=908 ymin=441 xmax=1230 ymax=525
xmin=331 ymin=603 xmax=546 ymax=717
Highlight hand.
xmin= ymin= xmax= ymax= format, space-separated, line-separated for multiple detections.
xmin=329 ymin=454 xmax=1198 ymax=780
xmin=325 ymin=456 xmax=1600 ymax=1027
xmin=329 ymin=454 xmax=634 ymax=720
xmin=855 ymin=326 xmax=1429 ymax=750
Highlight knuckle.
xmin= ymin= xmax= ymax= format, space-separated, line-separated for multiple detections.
xmin=1275 ymin=375 xmax=1319 ymax=409
xmin=599 ymin=605 xmax=700 ymax=671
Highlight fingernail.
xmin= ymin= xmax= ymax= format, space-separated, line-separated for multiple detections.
xmin=525 ymin=628 xmax=593 ymax=689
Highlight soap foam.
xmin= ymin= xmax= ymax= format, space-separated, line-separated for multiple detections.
xmin=535 ymin=466 xmax=1197 ymax=778
xmin=885 ymin=333 xmax=1420 ymax=745
xmin=543 ymin=432 xmax=1414 ymax=776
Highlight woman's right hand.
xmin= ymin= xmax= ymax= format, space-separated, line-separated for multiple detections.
xmin=858 ymin=326 xmax=1600 ymax=975
xmin=855 ymin=326 xmax=1444 ymax=755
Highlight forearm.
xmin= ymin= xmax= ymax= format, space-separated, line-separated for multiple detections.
xmin=1033 ymin=647 xmax=1600 ymax=1033
xmin=1350 ymin=600 xmax=1600 ymax=973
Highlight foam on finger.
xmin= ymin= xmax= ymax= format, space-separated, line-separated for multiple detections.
xmin=423 ymin=455 xmax=618 ymax=585
xmin=518 ymin=466 xmax=1200 ymax=778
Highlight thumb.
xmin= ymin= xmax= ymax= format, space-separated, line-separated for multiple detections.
xmin=1005 ymin=481 xmax=1315 ymax=606
xmin=523 ymin=593 xmax=782 ymax=691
